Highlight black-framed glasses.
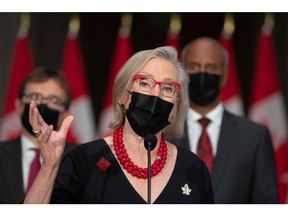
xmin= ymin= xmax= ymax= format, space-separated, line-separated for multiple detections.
xmin=134 ymin=74 xmax=181 ymax=98
xmin=22 ymin=92 xmax=67 ymax=111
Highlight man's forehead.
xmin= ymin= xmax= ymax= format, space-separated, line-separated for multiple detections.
xmin=185 ymin=48 xmax=224 ymax=65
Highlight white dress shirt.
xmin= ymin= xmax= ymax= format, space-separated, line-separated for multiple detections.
xmin=21 ymin=135 xmax=41 ymax=192
xmin=186 ymin=103 xmax=224 ymax=157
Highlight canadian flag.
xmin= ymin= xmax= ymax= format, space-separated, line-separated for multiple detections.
xmin=0 ymin=22 xmax=33 ymax=140
xmin=98 ymin=23 xmax=133 ymax=138
xmin=61 ymin=19 xmax=97 ymax=143
xmin=248 ymin=27 xmax=288 ymax=203
xmin=165 ymin=27 xmax=181 ymax=57
xmin=220 ymin=32 xmax=244 ymax=116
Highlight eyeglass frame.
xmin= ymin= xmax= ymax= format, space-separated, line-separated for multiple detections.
xmin=20 ymin=92 xmax=68 ymax=111
xmin=133 ymin=74 xmax=181 ymax=98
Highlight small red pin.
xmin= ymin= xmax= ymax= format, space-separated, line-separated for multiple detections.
xmin=96 ymin=157 xmax=111 ymax=173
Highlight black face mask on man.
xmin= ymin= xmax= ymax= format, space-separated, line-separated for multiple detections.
xmin=21 ymin=103 xmax=60 ymax=136
xmin=188 ymin=72 xmax=221 ymax=106
xmin=125 ymin=91 xmax=174 ymax=137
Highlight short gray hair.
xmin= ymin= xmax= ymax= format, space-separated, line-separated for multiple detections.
xmin=109 ymin=46 xmax=189 ymax=138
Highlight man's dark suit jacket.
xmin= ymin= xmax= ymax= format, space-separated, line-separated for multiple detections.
xmin=171 ymin=110 xmax=279 ymax=204
xmin=0 ymin=138 xmax=77 ymax=204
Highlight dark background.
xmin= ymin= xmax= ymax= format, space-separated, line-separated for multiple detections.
xmin=1 ymin=13 xmax=288 ymax=125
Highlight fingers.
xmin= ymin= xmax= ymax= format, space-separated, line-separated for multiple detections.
xmin=59 ymin=115 xmax=74 ymax=137
xmin=29 ymin=101 xmax=49 ymax=136
xmin=38 ymin=124 xmax=54 ymax=145
xmin=29 ymin=101 xmax=41 ymax=131
xmin=29 ymin=101 xmax=74 ymax=142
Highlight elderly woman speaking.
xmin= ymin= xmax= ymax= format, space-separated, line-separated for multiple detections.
xmin=24 ymin=46 xmax=214 ymax=204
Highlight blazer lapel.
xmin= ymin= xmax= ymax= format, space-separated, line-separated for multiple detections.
xmin=211 ymin=110 xmax=238 ymax=194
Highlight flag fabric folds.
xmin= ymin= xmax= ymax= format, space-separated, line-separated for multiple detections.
xmin=165 ymin=27 xmax=181 ymax=57
xmin=98 ymin=24 xmax=133 ymax=138
xmin=220 ymin=32 xmax=244 ymax=116
xmin=0 ymin=25 xmax=33 ymax=140
xmin=248 ymin=27 xmax=288 ymax=204
xmin=61 ymin=24 xmax=97 ymax=144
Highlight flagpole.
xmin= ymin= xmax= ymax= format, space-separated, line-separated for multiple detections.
xmin=20 ymin=13 xmax=30 ymax=32
xmin=166 ymin=13 xmax=181 ymax=58
xmin=121 ymin=13 xmax=132 ymax=29
xmin=169 ymin=13 xmax=181 ymax=35
xmin=69 ymin=13 xmax=80 ymax=35
xmin=262 ymin=13 xmax=274 ymax=33
xmin=223 ymin=13 xmax=234 ymax=36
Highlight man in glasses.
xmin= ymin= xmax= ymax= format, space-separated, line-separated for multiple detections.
xmin=0 ymin=67 xmax=77 ymax=203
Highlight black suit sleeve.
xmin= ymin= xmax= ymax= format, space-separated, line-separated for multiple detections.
xmin=252 ymin=127 xmax=278 ymax=203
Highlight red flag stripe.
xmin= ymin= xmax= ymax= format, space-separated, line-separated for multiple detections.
xmin=249 ymin=28 xmax=288 ymax=204
xmin=220 ymin=32 xmax=244 ymax=116
xmin=165 ymin=30 xmax=181 ymax=58
xmin=103 ymin=28 xmax=133 ymax=108
xmin=61 ymin=31 xmax=97 ymax=143
xmin=99 ymin=26 xmax=133 ymax=137
xmin=0 ymin=29 xmax=33 ymax=140
xmin=250 ymin=31 xmax=279 ymax=104
xmin=4 ymin=33 xmax=33 ymax=113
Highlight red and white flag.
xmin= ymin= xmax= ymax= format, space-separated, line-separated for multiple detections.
xmin=98 ymin=23 xmax=133 ymax=138
xmin=165 ymin=28 xmax=181 ymax=57
xmin=248 ymin=27 xmax=288 ymax=204
xmin=61 ymin=18 xmax=97 ymax=143
xmin=0 ymin=22 xmax=33 ymax=140
xmin=220 ymin=32 xmax=244 ymax=116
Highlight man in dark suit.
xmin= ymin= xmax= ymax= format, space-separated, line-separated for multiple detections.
xmin=171 ymin=37 xmax=278 ymax=203
xmin=0 ymin=67 xmax=77 ymax=203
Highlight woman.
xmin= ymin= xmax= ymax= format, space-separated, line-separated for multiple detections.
xmin=25 ymin=46 xmax=214 ymax=204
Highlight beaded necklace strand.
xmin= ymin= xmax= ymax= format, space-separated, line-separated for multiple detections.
xmin=113 ymin=125 xmax=167 ymax=179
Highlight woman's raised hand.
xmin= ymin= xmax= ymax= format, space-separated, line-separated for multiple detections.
xmin=29 ymin=100 xmax=74 ymax=168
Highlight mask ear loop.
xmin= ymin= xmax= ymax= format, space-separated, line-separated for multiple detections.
xmin=119 ymin=92 xmax=130 ymax=114
xmin=121 ymin=90 xmax=134 ymax=112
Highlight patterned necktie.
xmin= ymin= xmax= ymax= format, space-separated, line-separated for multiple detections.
xmin=197 ymin=118 xmax=214 ymax=174
xmin=26 ymin=149 xmax=41 ymax=194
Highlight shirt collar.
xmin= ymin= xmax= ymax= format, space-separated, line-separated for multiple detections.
xmin=21 ymin=134 xmax=38 ymax=153
xmin=188 ymin=102 xmax=224 ymax=127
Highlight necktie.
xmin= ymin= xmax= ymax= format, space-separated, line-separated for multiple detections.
xmin=197 ymin=118 xmax=214 ymax=174
xmin=26 ymin=149 xmax=41 ymax=194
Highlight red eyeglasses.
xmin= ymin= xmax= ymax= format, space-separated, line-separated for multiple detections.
xmin=134 ymin=74 xmax=181 ymax=98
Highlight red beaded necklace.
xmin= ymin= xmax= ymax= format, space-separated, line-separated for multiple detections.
xmin=113 ymin=125 xmax=167 ymax=179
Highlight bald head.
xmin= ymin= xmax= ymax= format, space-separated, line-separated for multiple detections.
xmin=182 ymin=37 xmax=230 ymax=113
xmin=182 ymin=37 xmax=228 ymax=75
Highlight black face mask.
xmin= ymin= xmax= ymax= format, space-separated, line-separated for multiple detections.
xmin=21 ymin=103 xmax=60 ymax=136
xmin=188 ymin=72 xmax=221 ymax=106
xmin=125 ymin=92 xmax=174 ymax=137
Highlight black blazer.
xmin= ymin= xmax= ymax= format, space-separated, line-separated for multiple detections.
xmin=171 ymin=110 xmax=279 ymax=204
xmin=0 ymin=138 xmax=77 ymax=204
